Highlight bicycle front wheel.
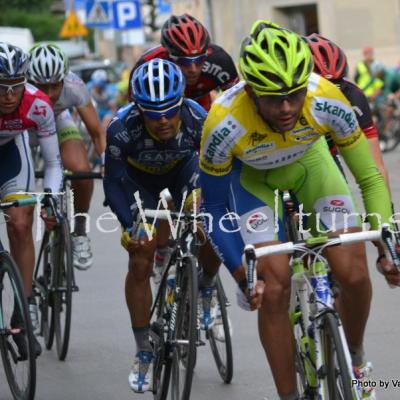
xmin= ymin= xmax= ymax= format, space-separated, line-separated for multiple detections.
xmin=52 ymin=219 xmax=73 ymax=361
xmin=207 ymin=274 xmax=233 ymax=383
xmin=152 ymin=267 xmax=172 ymax=400
xmin=170 ymin=255 xmax=198 ymax=400
xmin=0 ymin=253 xmax=36 ymax=400
xmin=36 ymin=230 xmax=55 ymax=350
xmin=320 ymin=312 xmax=353 ymax=400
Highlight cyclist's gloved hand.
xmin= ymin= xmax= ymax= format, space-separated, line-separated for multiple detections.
xmin=236 ymin=286 xmax=252 ymax=311
xmin=40 ymin=190 xmax=58 ymax=230
xmin=236 ymin=280 xmax=265 ymax=311
xmin=120 ymin=223 xmax=157 ymax=253
xmin=376 ymin=252 xmax=400 ymax=288
xmin=121 ymin=227 xmax=133 ymax=251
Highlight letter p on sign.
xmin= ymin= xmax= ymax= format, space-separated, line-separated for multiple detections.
xmin=113 ymin=0 xmax=142 ymax=29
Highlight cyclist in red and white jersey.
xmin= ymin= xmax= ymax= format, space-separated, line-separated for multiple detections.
xmin=304 ymin=33 xmax=390 ymax=189
xmin=0 ymin=42 xmax=63 ymax=357
xmin=130 ymin=13 xmax=239 ymax=111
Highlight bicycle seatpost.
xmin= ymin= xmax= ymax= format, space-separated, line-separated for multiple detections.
xmin=244 ymin=244 xmax=257 ymax=297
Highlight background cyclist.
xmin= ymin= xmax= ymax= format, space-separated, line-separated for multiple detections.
xmin=28 ymin=44 xmax=106 ymax=270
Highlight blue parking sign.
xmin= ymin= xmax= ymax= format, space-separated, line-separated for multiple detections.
xmin=113 ymin=0 xmax=142 ymax=29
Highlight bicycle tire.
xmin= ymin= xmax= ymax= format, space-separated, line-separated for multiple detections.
xmin=170 ymin=255 xmax=198 ymax=400
xmin=152 ymin=265 xmax=173 ymax=400
xmin=37 ymin=231 xmax=55 ymax=350
xmin=53 ymin=218 xmax=73 ymax=361
xmin=0 ymin=253 xmax=36 ymax=400
xmin=320 ymin=312 xmax=353 ymax=400
xmin=207 ymin=274 xmax=233 ymax=383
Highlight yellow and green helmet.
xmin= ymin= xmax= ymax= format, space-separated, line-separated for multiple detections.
xmin=239 ymin=20 xmax=313 ymax=96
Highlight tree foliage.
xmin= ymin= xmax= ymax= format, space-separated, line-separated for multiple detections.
xmin=0 ymin=8 xmax=64 ymax=42
xmin=0 ymin=0 xmax=54 ymax=11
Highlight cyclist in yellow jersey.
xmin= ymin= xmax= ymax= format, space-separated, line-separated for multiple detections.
xmin=199 ymin=21 xmax=399 ymax=400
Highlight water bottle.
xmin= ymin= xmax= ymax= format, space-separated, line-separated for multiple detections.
xmin=310 ymin=261 xmax=331 ymax=305
xmin=166 ymin=265 xmax=176 ymax=308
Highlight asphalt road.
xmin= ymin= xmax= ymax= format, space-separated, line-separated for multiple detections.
xmin=1 ymin=150 xmax=400 ymax=400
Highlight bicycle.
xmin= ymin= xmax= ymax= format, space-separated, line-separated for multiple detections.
xmin=0 ymin=197 xmax=40 ymax=400
xmin=33 ymin=170 xmax=102 ymax=361
xmin=144 ymin=206 xmax=233 ymax=400
xmin=243 ymin=222 xmax=399 ymax=400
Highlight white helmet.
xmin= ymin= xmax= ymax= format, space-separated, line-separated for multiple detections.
xmin=0 ymin=42 xmax=29 ymax=79
xmin=91 ymin=69 xmax=108 ymax=85
xmin=28 ymin=43 xmax=68 ymax=84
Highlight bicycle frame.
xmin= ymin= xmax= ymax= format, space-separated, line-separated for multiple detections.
xmin=243 ymin=228 xmax=396 ymax=400
xmin=289 ymin=249 xmax=361 ymax=399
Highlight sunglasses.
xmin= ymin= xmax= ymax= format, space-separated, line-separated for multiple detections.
xmin=170 ymin=54 xmax=207 ymax=67
xmin=138 ymin=99 xmax=183 ymax=120
xmin=257 ymin=87 xmax=307 ymax=107
xmin=0 ymin=79 xmax=26 ymax=96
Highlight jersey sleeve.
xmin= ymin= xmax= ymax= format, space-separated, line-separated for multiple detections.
xmin=200 ymin=169 xmax=244 ymax=273
xmin=184 ymin=98 xmax=207 ymax=149
xmin=208 ymin=45 xmax=239 ymax=91
xmin=342 ymin=80 xmax=377 ymax=138
xmin=27 ymin=97 xmax=57 ymax=139
xmin=103 ymin=117 xmax=135 ymax=229
xmin=311 ymin=79 xmax=392 ymax=228
xmin=67 ymin=72 xmax=92 ymax=108
xmin=199 ymin=106 xmax=235 ymax=176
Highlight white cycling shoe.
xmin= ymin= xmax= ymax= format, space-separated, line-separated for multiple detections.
xmin=353 ymin=361 xmax=377 ymax=399
xmin=128 ymin=351 xmax=154 ymax=393
xmin=72 ymin=235 xmax=93 ymax=270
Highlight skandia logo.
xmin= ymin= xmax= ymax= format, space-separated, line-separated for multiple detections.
xmin=330 ymin=199 xmax=344 ymax=206
xmin=204 ymin=127 xmax=231 ymax=162
xmin=315 ymin=101 xmax=356 ymax=129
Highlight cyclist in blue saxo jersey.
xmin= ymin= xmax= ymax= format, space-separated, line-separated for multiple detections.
xmin=0 ymin=42 xmax=63 ymax=358
xmin=103 ymin=58 xmax=221 ymax=393
xmin=28 ymin=44 xmax=107 ymax=270
xmin=199 ymin=21 xmax=400 ymax=400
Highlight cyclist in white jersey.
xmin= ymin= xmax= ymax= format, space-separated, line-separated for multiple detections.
xmin=28 ymin=44 xmax=107 ymax=270
xmin=0 ymin=42 xmax=63 ymax=357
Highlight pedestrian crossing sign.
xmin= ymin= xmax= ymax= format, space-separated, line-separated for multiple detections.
xmin=59 ymin=10 xmax=88 ymax=38
xmin=85 ymin=1 xmax=112 ymax=28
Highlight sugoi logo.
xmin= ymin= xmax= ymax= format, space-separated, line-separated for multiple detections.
xmin=330 ymin=199 xmax=344 ymax=206
xmin=247 ymin=213 xmax=268 ymax=231
xmin=32 ymin=105 xmax=47 ymax=117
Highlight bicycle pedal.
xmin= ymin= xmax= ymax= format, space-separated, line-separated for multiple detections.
xmin=196 ymin=339 xmax=206 ymax=347
xmin=72 ymin=285 xmax=79 ymax=292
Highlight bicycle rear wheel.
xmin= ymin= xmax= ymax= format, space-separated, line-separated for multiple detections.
xmin=52 ymin=219 xmax=73 ymax=361
xmin=0 ymin=253 xmax=36 ymax=400
xmin=207 ymin=274 xmax=233 ymax=383
xmin=320 ymin=312 xmax=353 ymax=400
xmin=170 ymin=256 xmax=198 ymax=400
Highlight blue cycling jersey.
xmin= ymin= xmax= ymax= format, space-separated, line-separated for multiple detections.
xmin=103 ymin=98 xmax=206 ymax=228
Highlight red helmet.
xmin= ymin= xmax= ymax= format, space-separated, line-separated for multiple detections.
xmin=161 ymin=14 xmax=210 ymax=56
xmin=304 ymin=33 xmax=348 ymax=81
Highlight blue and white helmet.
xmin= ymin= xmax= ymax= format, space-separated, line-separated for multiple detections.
xmin=131 ymin=58 xmax=185 ymax=109
xmin=0 ymin=42 xmax=29 ymax=80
